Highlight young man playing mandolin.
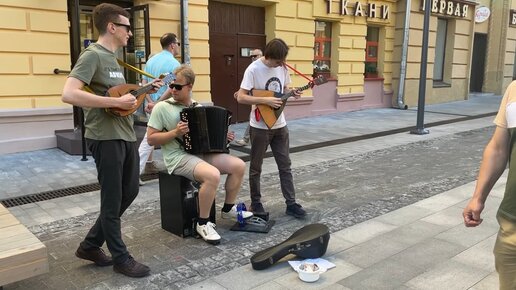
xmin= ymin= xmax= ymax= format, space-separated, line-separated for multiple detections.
xmin=61 ymin=3 xmax=162 ymax=278
xmin=236 ymin=38 xmax=307 ymax=218
xmin=147 ymin=65 xmax=253 ymax=245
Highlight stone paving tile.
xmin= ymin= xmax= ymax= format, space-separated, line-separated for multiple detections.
xmin=388 ymin=237 xmax=467 ymax=274
xmin=272 ymin=258 xmax=362 ymax=290
xmin=435 ymin=208 xmax=500 ymax=248
xmin=468 ymin=272 xmax=499 ymax=290
xmin=336 ymin=220 xmax=398 ymax=244
xmin=209 ymin=263 xmax=291 ymax=290
xmin=420 ymin=204 xmax=466 ymax=227
xmin=337 ymin=255 xmax=424 ymax=290
xmin=372 ymin=205 xmax=435 ymax=227
xmin=250 ymin=281 xmax=289 ymax=290
xmin=404 ymin=259 xmax=491 ymax=290
xmin=452 ymin=234 xmax=497 ymax=272
xmin=184 ymin=279 xmax=226 ymax=290
xmin=335 ymin=234 xmax=409 ymax=269
xmin=410 ymin=191 xmax=466 ymax=212
xmin=323 ymin=234 xmax=355 ymax=256
xmin=379 ymin=220 xmax=451 ymax=247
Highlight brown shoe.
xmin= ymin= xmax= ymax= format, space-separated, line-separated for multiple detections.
xmin=113 ymin=255 xmax=150 ymax=278
xmin=75 ymin=246 xmax=113 ymax=266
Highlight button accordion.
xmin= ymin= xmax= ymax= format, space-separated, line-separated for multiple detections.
xmin=180 ymin=106 xmax=232 ymax=154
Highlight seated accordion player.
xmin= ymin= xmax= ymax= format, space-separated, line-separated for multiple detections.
xmin=180 ymin=106 xmax=232 ymax=154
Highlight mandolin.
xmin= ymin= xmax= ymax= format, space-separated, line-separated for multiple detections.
xmin=106 ymin=73 xmax=175 ymax=117
xmin=253 ymin=75 xmax=327 ymax=129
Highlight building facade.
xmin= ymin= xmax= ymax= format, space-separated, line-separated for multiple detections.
xmin=0 ymin=0 xmax=514 ymax=154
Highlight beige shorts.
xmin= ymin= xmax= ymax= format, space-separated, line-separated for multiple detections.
xmin=172 ymin=154 xmax=203 ymax=181
xmin=493 ymin=213 xmax=516 ymax=290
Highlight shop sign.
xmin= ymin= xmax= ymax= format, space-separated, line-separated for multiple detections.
xmin=421 ymin=0 xmax=471 ymax=18
xmin=325 ymin=0 xmax=390 ymax=20
xmin=475 ymin=7 xmax=490 ymax=23
xmin=511 ymin=10 xmax=516 ymax=27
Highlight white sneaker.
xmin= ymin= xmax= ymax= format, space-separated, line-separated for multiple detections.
xmin=221 ymin=205 xmax=253 ymax=220
xmin=139 ymin=178 xmax=145 ymax=186
xmin=233 ymin=139 xmax=249 ymax=146
xmin=196 ymin=222 xmax=221 ymax=245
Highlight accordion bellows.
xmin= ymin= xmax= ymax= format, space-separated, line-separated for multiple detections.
xmin=180 ymin=106 xmax=232 ymax=154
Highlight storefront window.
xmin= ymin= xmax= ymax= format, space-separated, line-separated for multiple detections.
xmin=313 ymin=21 xmax=332 ymax=76
xmin=433 ymin=18 xmax=447 ymax=82
xmin=365 ymin=27 xmax=379 ymax=78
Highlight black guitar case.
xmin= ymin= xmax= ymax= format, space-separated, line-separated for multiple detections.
xmin=250 ymin=223 xmax=330 ymax=270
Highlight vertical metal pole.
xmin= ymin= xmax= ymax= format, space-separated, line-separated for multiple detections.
xmin=411 ymin=0 xmax=431 ymax=135
xmin=180 ymin=0 xmax=190 ymax=65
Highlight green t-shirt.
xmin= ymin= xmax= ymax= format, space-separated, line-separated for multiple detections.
xmin=68 ymin=43 xmax=136 ymax=141
xmin=147 ymin=100 xmax=189 ymax=173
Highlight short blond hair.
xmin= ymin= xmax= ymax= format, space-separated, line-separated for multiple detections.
xmin=174 ymin=64 xmax=195 ymax=86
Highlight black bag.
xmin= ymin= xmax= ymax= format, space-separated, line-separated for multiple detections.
xmin=250 ymin=223 xmax=330 ymax=270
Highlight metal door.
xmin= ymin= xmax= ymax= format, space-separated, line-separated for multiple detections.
xmin=208 ymin=1 xmax=265 ymax=123
xmin=470 ymin=33 xmax=487 ymax=92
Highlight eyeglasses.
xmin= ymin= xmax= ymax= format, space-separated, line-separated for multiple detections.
xmin=172 ymin=42 xmax=181 ymax=47
xmin=112 ymin=22 xmax=131 ymax=33
xmin=250 ymin=55 xmax=260 ymax=58
xmin=169 ymin=83 xmax=190 ymax=90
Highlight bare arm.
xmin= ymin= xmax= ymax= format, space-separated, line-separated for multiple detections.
xmin=61 ymin=77 xmax=137 ymax=110
xmin=463 ymin=126 xmax=510 ymax=227
xmin=147 ymin=120 xmax=189 ymax=146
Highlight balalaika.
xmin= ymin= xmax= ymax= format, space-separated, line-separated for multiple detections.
xmin=180 ymin=106 xmax=232 ymax=154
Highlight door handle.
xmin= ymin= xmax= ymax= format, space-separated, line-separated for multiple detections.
xmin=224 ymin=55 xmax=234 ymax=66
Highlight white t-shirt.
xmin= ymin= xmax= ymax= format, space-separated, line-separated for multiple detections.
xmin=240 ymin=59 xmax=291 ymax=129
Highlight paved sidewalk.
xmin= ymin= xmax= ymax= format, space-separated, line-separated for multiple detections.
xmin=187 ymin=176 xmax=503 ymax=290
xmin=0 ymin=93 xmax=505 ymax=289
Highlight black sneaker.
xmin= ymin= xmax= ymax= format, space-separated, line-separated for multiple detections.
xmin=75 ymin=245 xmax=113 ymax=266
xmin=286 ymin=203 xmax=306 ymax=218
xmin=113 ymin=255 xmax=150 ymax=278
xmin=250 ymin=202 xmax=265 ymax=213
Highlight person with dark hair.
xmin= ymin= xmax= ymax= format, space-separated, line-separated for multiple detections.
xmin=236 ymin=38 xmax=307 ymax=218
xmin=61 ymin=3 xmax=161 ymax=278
xmin=138 ymin=33 xmax=181 ymax=185
xmin=147 ymin=65 xmax=252 ymax=245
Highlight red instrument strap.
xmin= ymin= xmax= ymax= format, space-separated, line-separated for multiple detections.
xmin=255 ymin=108 xmax=261 ymax=121
xmin=284 ymin=63 xmax=312 ymax=82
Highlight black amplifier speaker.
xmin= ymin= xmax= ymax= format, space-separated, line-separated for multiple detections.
xmin=158 ymin=171 xmax=216 ymax=237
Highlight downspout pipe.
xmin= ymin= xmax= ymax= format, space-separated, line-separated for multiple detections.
xmin=396 ymin=0 xmax=411 ymax=110
xmin=180 ymin=0 xmax=190 ymax=65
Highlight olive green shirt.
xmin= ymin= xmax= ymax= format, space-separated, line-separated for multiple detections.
xmin=69 ymin=43 xmax=136 ymax=141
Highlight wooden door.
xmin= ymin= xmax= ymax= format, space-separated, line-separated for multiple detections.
xmin=209 ymin=1 xmax=265 ymax=123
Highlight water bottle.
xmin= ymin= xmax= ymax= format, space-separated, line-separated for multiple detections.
xmin=236 ymin=202 xmax=246 ymax=226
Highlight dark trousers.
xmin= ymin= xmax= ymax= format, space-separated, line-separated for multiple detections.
xmin=81 ymin=139 xmax=139 ymax=264
xmin=249 ymin=126 xmax=296 ymax=205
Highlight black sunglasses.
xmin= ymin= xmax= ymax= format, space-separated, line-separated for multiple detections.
xmin=173 ymin=42 xmax=181 ymax=47
xmin=112 ymin=22 xmax=131 ymax=32
xmin=250 ymin=55 xmax=259 ymax=58
xmin=169 ymin=83 xmax=189 ymax=90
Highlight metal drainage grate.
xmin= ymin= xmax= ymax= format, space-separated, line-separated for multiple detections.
xmin=0 ymin=173 xmax=159 ymax=208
